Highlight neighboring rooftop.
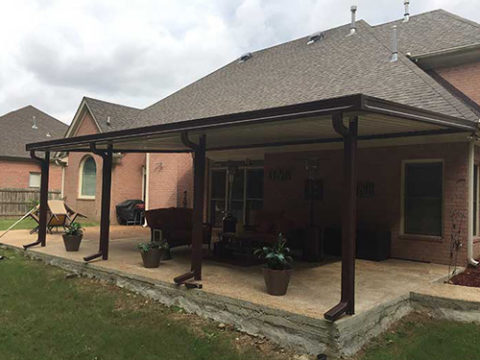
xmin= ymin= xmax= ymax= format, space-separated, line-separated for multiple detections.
xmin=0 ymin=106 xmax=67 ymax=159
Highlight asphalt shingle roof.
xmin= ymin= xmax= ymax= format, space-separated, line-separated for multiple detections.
xmin=0 ymin=106 xmax=67 ymax=159
xmin=83 ymin=97 xmax=141 ymax=133
xmin=75 ymin=9 xmax=480 ymax=132
xmin=373 ymin=9 xmax=480 ymax=56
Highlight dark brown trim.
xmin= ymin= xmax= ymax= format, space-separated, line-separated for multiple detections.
xmin=26 ymin=94 xmax=476 ymax=153
xmin=362 ymin=96 xmax=475 ymax=129
xmin=324 ymin=116 xmax=358 ymax=321
xmin=83 ymin=144 xmax=113 ymax=262
xmin=23 ymin=151 xmax=49 ymax=249
xmin=427 ymin=70 xmax=480 ymax=117
xmin=191 ymin=135 xmax=206 ymax=280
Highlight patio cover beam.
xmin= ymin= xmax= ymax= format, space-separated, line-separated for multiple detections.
xmin=84 ymin=144 xmax=113 ymax=262
xmin=324 ymin=114 xmax=358 ymax=321
xmin=23 ymin=151 xmax=50 ymax=249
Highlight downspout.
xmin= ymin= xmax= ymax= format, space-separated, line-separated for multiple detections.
xmin=468 ymin=139 xmax=479 ymax=266
xmin=143 ymin=153 xmax=150 ymax=227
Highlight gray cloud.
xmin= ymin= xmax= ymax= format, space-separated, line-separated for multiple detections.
xmin=0 ymin=0 xmax=479 ymax=124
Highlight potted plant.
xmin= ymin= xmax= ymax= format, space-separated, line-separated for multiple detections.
xmin=254 ymin=233 xmax=293 ymax=296
xmin=62 ymin=222 xmax=84 ymax=252
xmin=137 ymin=241 xmax=168 ymax=268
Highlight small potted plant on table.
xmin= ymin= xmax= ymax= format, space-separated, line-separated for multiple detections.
xmin=254 ymin=233 xmax=293 ymax=296
xmin=63 ymin=222 xmax=84 ymax=252
xmin=137 ymin=241 xmax=167 ymax=268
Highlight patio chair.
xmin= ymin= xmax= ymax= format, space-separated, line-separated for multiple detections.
xmin=46 ymin=200 xmax=70 ymax=233
xmin=28 ymin=200 xmax=86 ymax=234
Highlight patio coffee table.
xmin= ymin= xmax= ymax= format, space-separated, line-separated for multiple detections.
xmin=213 ymin=232 xmax=264 ymax=266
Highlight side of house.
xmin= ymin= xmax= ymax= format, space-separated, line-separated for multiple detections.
xmin=61 ymin=98 xmax=193 ymax=223
xmin=0 ymin=106 xmax=67 ymax=216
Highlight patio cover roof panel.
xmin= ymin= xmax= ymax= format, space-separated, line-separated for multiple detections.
xmin=26 ymin=94 xmax=477 ymax=154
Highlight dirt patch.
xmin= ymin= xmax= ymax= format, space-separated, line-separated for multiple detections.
xmin=450 ymin=265 xmax=480 ymax=288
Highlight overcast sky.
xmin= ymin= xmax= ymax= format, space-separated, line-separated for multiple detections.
xmin=0 ymin=0 xmax=478 ymax=124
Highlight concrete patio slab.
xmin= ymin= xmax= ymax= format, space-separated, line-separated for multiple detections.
xmin=2 ymin=226 xmax=473 ymax=357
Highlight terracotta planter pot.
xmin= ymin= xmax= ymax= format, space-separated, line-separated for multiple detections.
xmin=140 ymin=248 xmax=162 ymax=268
xmin=262 ymin=268 xmax=292 ymax=296
xmin=62 ymin=234 xmax=83 ymax=252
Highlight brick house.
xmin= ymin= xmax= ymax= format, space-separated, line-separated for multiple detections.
xmin=0 ymin=106 xmax=66 ymax=209
xmin=60 ymin=97 xmax=193 ymax=222
xmin=25 ymin=7 xmax=480 ymax=321
xmin=38 ymin=6 xmax=480 ymax=282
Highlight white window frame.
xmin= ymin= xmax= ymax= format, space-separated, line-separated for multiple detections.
xmin=78 ymin=156 xmax=96 ymax=200
xmin=29 ymin=172 xmax=41 ymax=188
xmin=400 ymin=159 xmax=444 ymax=238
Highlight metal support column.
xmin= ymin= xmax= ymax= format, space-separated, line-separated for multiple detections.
xmin=84 ymin=144 xmax=113 ymax=262
xmin=24 ymin=151 xmax=50 ymax=249
xmin=324 ymin=113 xmax=358 ymax=321
xmin=174 ymin=132 xmax=205 ymax=285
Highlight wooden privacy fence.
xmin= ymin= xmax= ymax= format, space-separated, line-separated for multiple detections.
xmin=0 ymin=188 xmax=62 ymax=216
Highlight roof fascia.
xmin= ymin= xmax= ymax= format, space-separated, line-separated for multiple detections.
xmin=26 ymin=94 xmax=477 ymax=152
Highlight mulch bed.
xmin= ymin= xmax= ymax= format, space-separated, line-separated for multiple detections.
xmin=450 ymin=264 xmax=480 ymax=288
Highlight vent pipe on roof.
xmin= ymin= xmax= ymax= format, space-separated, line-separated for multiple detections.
xmin=32 ymin=115 xmax=38 ymax=130
xmin=238 ymin=52 xmax=252 ymax=63
xmin=307 ymin=32 xmax=325 ymax=45
xmin=390 ymin=25 xmax=399 ymax=62
xmin=349 ymin=5 xmax=357 ymax=35
xmin=106 ymin=116 xmax=111 ymax=126
xmin=403 ymin=0 xmax=410 ymax=22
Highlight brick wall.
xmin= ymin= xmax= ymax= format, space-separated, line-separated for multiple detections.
xmin=147 ymin=153 xmax=193 ymax=209
xmin=0 ymin=159 xmax=63 ymax=191
xmin=264 ymin=142 xmax=471 ymax=265
xmin=63 ymin=111 xmax=145 ymax=222
xmin=435 ymin=61 xmax=480 ymax=106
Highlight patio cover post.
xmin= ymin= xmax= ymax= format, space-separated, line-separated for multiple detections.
xmin=191 ymin=135 xmax=206 ymax=280
xmin=84 ymin=144 xmax=113 ymax=262
xmin=173 ymin=132 xmax=205 ymax=284
xmin=325 ymin=114 xmax=358 ymax=321
xmin=24 ymin=151 xmax=50 ymax=249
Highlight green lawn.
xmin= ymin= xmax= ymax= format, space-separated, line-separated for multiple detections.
xmin=0 ymin=217 xmax=99 ymax=231
xmin=358 ymin=313 xmax=480 ymax=360
xmin=0 ymin=248 xmax=286 ymax=360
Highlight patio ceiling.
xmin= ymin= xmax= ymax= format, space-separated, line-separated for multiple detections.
xmin=26 ymin=94 xmax=477 ymax=154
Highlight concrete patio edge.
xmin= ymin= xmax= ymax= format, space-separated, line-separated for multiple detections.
xmin=3 ymin=241 xmax=480 ymax=358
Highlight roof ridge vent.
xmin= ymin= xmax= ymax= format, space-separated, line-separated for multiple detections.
xmin=307 ymin=32 xmax=325 ymax=45
xmin=349 ymin=5 xmax=357 ymax=35
xmin=32 ymin=115 xmax=38 ymax=130
xmin=403 ymin=0 xmax=410 ymax=22
xmin=390 ymin=25 xmax=399 ymax=62
xmin=238 ymin=52 xmax=252 ymax=63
